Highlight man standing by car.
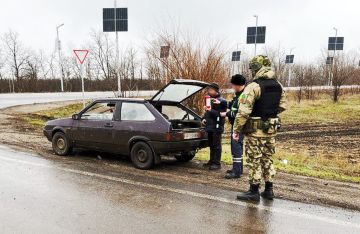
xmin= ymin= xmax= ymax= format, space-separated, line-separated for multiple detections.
xmin=202 ymin=83 xmax=227 ymax=170
xmin=220 ymin=74 xmax=246 ymax=179
xmin=233 ymin=55 xmax=286 ymax=201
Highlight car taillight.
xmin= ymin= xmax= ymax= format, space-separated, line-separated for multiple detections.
xmin=165 ymin=132 xmax=184 ymax=141
xmin=165 ymin=133 xmax=173 ymax=141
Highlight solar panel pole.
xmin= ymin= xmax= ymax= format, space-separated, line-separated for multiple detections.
xmin=253 ymin=15 xmax=258 ymax=56
xmin=56 ymin=23 xmax=64 ymax=92
xmin=287 ymin=48 xmax=295 ymax=87
xmin=330 ymin=27 xmax=338 ymax=86
xmin=114 ymin=0 xmax=121 ymax=96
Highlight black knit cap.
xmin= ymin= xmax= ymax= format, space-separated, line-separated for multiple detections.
xmin=208 ymin=82 xmax=220 ymax=92
xmin=231 ymin=74 xmax=246 ymax=85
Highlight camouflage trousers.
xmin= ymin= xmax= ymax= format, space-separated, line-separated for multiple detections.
xmin=244 ymin=135 xmax=276 ymax=184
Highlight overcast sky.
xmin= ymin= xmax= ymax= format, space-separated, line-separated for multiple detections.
xmin=1 ymin=0 xmax=359 ymax=63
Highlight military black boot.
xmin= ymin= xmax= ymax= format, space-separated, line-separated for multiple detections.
xmin=261 ymin=182 xmax=274 ymax=200
xmin=225 ymin=171 xmax=240 ymax=179
xmin=236 ymin=184 xmax=260 ymax=202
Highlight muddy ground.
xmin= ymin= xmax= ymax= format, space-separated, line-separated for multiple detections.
xmin=0 ymin=102 xmax=360 ymax=211
xmin=279 ymin=123 xmax=360 ymax=162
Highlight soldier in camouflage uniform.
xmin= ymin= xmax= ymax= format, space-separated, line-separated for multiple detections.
xmin=232 ymin=55 xmax=286 ymax=202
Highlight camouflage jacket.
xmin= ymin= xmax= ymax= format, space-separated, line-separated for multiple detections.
xmin=233 ymin=66 xmax=287 ymax=137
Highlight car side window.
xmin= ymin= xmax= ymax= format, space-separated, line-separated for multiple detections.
xmin=121 ymin=102 xmax=155 ymax=121
xmin=81 ymin=102 xmax=115 ymax=120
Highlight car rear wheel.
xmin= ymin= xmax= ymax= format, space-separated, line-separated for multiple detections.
xmin=175 ymin=151 xmax=196 ymax=162
xmin=52 ymin=132 xmax=72 ymax=156
xmin=130 ymin=142 xmax=154 ymax=170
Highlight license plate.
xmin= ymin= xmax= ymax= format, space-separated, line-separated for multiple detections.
xmin=183 ymin=132 xmax=199 ymax=140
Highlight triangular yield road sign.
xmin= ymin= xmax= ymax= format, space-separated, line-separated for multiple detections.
xmin=73 ymin=50 xmax=89 ymax=64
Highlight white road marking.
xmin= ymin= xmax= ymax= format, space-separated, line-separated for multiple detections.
xmin=0 ymin=154 xmax=359 ymax=229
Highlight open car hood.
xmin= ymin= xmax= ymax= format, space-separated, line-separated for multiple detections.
xmin=150 ymin=79 xmax=209 ymax=103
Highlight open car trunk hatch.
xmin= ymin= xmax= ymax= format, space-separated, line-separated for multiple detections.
xmin=150 ymin=79 xmax=209 ymax=104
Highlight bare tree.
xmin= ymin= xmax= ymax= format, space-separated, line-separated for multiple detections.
xmin=331 ymin=52 xmax=357 ymax=102
xmin=145 ymin=28 xmax=229 ymax=111
xmin=89 ymin=30 xmax=114 ymax=80
xmin=264 ymin=44 xmax=287 ymax=84
xmin=2 ymin=30 xmax=28 ymax=89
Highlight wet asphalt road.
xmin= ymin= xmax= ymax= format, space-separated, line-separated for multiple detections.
xmin=0 ymin=145 xmax=359 ymax=234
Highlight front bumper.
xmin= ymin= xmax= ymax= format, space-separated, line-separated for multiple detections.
xmin=150 ymin=139 xmax=208 ymax=155
xmin=43 ymin=129 xmax=52 ymax=141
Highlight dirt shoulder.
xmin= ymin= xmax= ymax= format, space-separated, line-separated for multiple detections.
xmin=0 ymin=102 xmax=360 ymax=211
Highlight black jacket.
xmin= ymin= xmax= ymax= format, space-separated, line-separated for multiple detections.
xmin=203 ymin=95 xmax=227 ymax=133
xmin=226 ymin=91 xmax=243 ymax=125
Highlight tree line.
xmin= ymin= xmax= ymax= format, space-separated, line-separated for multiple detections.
xmin=0 ymin=29 xmax=359 ymax=102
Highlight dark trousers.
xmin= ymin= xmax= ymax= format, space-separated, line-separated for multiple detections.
xmin=231 ymin=126 xmax=244 ymax=175
xmin=208 ymin=132 xmax=222 ymax=165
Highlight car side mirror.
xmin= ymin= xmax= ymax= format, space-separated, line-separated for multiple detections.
xmin=72 ymin=114 xmax=80 ymax=120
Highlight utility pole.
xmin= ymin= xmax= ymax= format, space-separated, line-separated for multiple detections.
xmin=254 ymin=15 xmax=258 ymax=56
xmin=56 ymin=23 xmax=65 ymax=92
xmin=114 ymin=0 xmax=121 ymax=97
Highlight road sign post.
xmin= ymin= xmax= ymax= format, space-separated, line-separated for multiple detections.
xmin=73 ymin=50 xmax=89 ymax=107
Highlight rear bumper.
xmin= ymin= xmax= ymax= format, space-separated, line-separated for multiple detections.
xmin=150 ymin=139 xmax=208 ymax=155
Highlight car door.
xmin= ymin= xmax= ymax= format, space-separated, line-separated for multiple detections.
xmin=72 ymin=101 xmax=118 ymax=151
xmin=112 ymin=101 xmax=156 ymax=155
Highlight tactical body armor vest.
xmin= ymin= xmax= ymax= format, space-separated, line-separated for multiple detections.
xmin=250 ymin=78 xmax=282 ymax=121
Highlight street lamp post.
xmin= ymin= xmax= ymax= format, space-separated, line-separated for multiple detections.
xmin=56 ymin=23 xmax=65 ymax=92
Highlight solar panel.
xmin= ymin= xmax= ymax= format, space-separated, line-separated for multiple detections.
xmin=103 ymin=8 xmax=128 ymax=32
xmin=246 ymin=26 xmax=266 ymax=44
xmin=328 ymin=37 xmax=344 ymax=51
xmin=231 ymin=51 xmax=241 ymax=61
xmin=160 ymin=46 xmax=170 ymax=58
xmin=285 ymin=55 xmax=295 ymax=64
xmin=326 ymin=56 xmax=334 ymax=65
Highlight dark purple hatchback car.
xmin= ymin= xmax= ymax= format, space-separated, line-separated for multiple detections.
xmin=44 ymin=79 xmax=209 ymax=169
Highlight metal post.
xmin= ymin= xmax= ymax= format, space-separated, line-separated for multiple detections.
xmin=114 ymin=0 xmax=121 ymax=97
xmin=80 ymin=63 xmax=85 ymax=107
xmin=56 ymin=24 xmax=64 ymax=92
xmin=287 ymin=66 xmax=292 ymax=87
xmin=254 ymin=15 xmax=258 ymax=56
xmin=8 ymin=78 xmax=11 ymax=93
xmin=330 ymin=27 xmax=338 ymax=87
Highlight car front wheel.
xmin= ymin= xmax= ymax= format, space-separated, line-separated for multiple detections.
xmin=52 ymin=132 xmax=72 ymax=156
xmin=175 ymin=151 xmax=196 ymax=162
xmin=130 ymin=142 xmax=154 ymax=170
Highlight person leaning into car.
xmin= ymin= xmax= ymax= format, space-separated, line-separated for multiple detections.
xmin=202 ymin=82 xmax=227 ymax=170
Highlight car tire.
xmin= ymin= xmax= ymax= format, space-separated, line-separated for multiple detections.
xmin=52 ymin=132 xmax=72 ymax=156
xmin=175 ymin=151 xmax=196 ymax=162
xmin=130 ymin=142 xmax=154 ymax=170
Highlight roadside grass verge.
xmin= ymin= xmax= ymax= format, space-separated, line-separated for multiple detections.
xmin=280 ymin=94 xmax=360 ymax=124
xmin=21 ymin=94 xmax=360 ymax=183
xmin=21 ymin=103 xmax=84 ymax=129
xmin=196 ymin=144 xmax=360 ymax=183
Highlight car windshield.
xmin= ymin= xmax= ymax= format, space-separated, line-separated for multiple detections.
xmin=152 ymin=84 xmax=203 ymax=103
